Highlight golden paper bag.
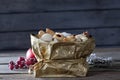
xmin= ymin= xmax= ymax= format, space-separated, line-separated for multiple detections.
xmin=30 ymin=34 xmax=95 ymax=77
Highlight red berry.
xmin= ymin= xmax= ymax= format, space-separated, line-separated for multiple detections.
xmin=19 ymin=64 xmax=24 ymax=69
xmin=21 ymin=61 xmax=25 ymax=65
xmin=16 ymin=60 xmax=21 ymax=65
xmin=9 ymin=61 xmax=15 ymax=65
xmin=33 ymin=58 xmax=37 ymax=63
xmin=18 ymin=57 xmax=25 ymax=61
xmin=25 ymin=59 xmax=32 ymax=66
xmin=8 ymin=61 xmax=15 ymax=70
xmin=9 ymin=64 xmax=14 ymax=70
xmin=15 ymin=64 xmax=19 ymax=69
xmin=29 ymin=58 xmax=35 ymax=65
xmin=23 ymin=65 xmax=28 ymax=69
xmin=31 ymin=58 xmax=37 ymax=64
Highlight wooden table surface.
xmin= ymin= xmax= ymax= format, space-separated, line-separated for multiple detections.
xmin=0 ymin=48 xmax=120 ymax=80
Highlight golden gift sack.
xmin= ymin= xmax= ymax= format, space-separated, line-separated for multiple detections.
xmin=30 ymin=33 xmax=95 ymax=77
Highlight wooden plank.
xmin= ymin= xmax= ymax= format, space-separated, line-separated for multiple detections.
xmin=0 ymin=51 xmax=26 ymax=57
xmin=0 ymin=32 xmax=32 ymax=50
xmin=0 ymin=65 xmax=28 ymax=74
xmin=0 ymin=0 xmax=120 ymax=13
xmin=0 ymin=28 xmax=120 ymax=50
xmin=88 ymin=28 xmax=120 ymax=47
xmin=0 ymin=10 xmax=120 ymax=32
xmin=93 ymin=52 xmax=120 ymax=60
xmin=0 ymin=57 xmax=18 ymax=64
xmin=0 ymin=52 xmax=25 ymax=64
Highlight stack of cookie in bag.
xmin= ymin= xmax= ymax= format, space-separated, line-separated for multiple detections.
xmin=30 ymin=28 xmax=95 ymax=77
xmin=37 ymin=28 xmax=91 ymax=42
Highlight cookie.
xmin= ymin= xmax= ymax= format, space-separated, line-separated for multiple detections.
xmin=46 ymin=28 xmax=55 ymax=36
xmin=38 ymin=30 xmax=45 ymax=38
xmin=53 ymin=33 xmax=64 ymax=41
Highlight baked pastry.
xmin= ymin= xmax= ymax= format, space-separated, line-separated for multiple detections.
xmin=83 ymin=31 xmax=89 ymax=37
xmin=38 ymin=30 xmax=45 ymax=38
xmin=75 ymin=34 xmax=88 ymax=42
xmin=63 ymin=35 xmax=76 ymax=42
xmin=40 ymin=33 xmax=53 ymax=42
xmin=46 ymin=28 xmax=55 ymax=36
xmin=53 ymin=33 xmax=65 ymax=41
xmin=61 ymin=32 xmax=71 ymax=37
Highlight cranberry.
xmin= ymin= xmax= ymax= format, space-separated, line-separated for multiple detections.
xmin=23 ymin=65 xmax=28 ymax=69
xmin=9 ymin=64 xmax=14 ymax=70
xmin=19 ymin=64 xmax=24 ymax=69
xmin=15 ymin=64 xmax=19 ymax=69
xmin=18 ymin=57 xmax=25 ymax=61
xmin=26 ymin=59 xmax=32 ymax=66
xmin=9 ymin=61 xmax=15 ymax=65
xmin=16 ymin=60 xmax=21 ymax=65
xmin=33 ymin=58 xmax=37 ymax=63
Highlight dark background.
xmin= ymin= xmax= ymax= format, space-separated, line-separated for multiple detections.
xmin=0 ymin=0 xmax=120 ymax=51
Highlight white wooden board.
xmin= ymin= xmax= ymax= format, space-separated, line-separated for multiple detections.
xmin=0 ymin=65 xmax=28 ymax=74
xmin=0 ymin=57 xmax=18 ymax=64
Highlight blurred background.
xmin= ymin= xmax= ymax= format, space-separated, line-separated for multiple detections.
xmin=0 ymin=0 xmax=120 ymax=51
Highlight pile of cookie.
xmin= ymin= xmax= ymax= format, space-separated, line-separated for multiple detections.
xmin=36 ymin=28 xmax=92 ymax=43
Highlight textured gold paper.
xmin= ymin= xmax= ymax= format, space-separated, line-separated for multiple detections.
xmin=30 ymin=34 xmax=95 ymax=77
